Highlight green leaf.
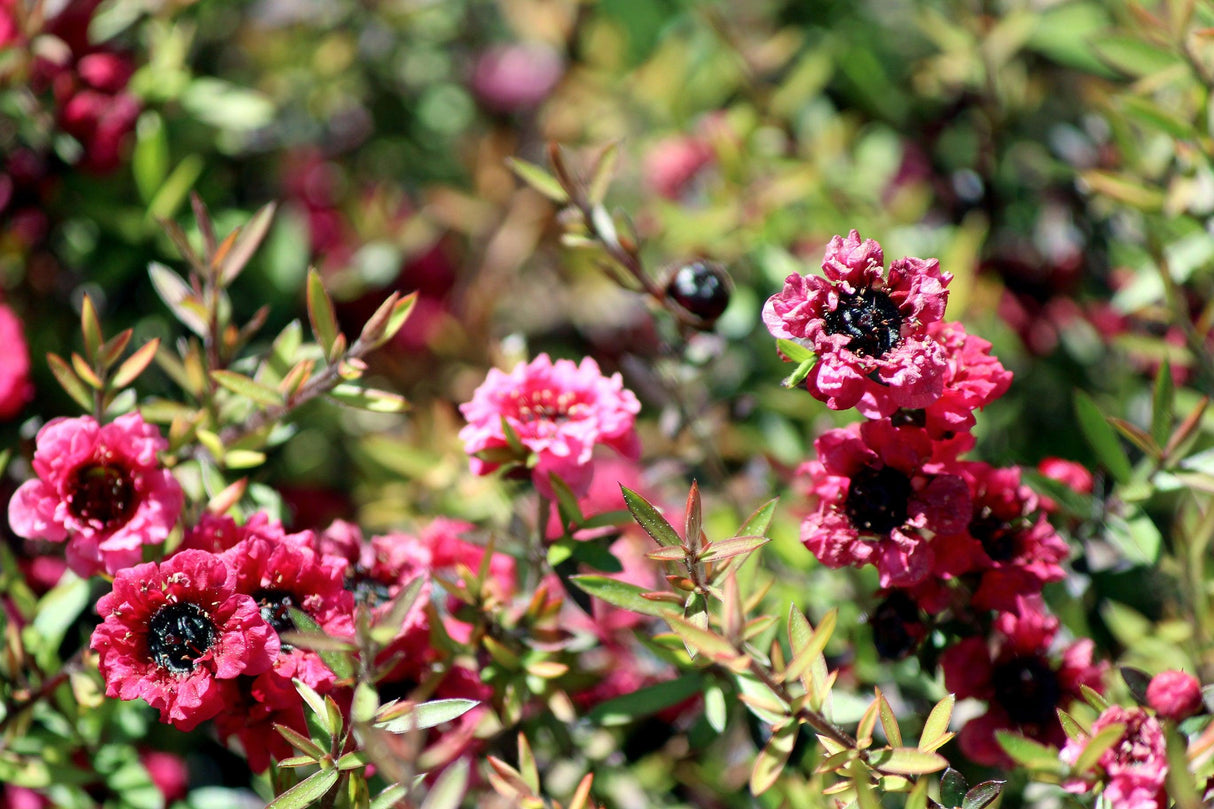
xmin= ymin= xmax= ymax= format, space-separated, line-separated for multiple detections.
xmin=147 ymin=155 xmax=203 ymax=221
xmin=782 ymin=358 xmax=815 ymax=389
xmin=621 ymin=486 xmax=681 ymax=547
xmin=995 ymin=731 xmax=1063 ymax=771
xmin=785 ymin=608 xmax=836 ymax=683
xmin=737 ymin=498 xmax=778 ymax=539
xmin=275 ymin=723 xmax=327 ymax=760
xmin=775 ymin=338 xmax=814 ymax=364
xmin=919 ymin=694 xmax=955 ymax=752
xmin=704 ymin=682 xmax=728 ymax=732
xmin=111 ymin=339 xmax=161 ymax=389
xmin=667 ymin=616 xmax=738 ymax=662
xmin=750 ymin=722 xmax=797 ymax=795
xmin=586 ymin=673 xmax=703 ymax=727
xmin=1073 ymin=722 xmax=1125 ymax=772
xmin=868 ymin=748 xmax=948 ymax=775
xmin=1105 ymin=508 xmax=1162 ymax=565
xmin=46 ymin=353 xmax=94 ymax=411
xmin=306 ymin=268 xmax=341 ymax=359
xmin=587 ymin=141 xmax=619 ymax=204
xmin=289 ymin=609 xmax=354 ymax=681
xmin=149 ymin=261 xmax=208 ymax=336
xmin=961 ymin=780 xmax=1006 ymax=809
xmin=211 ymin=370 xmax=284 ymax=407
xmin=568 ymin=539 xmax=623 ymax=573
xmin=369 ymin=784 xmax=409 ymax=809
xmin=218 ymin=202 xmax=277 ymax=285
xmin=571 ymin=575 xmax=679 ymax=618
xmin=328 ymin=385 xmax=410 ymax=413
xmin=549 ymin=472 xmax=584 ymax=530
xmin=1074 ymin=391 xmax=1133 ymax=482
xmin=699 ymin=535 xmax=769 ymax=564
xmin=506 ymin=157 xmax=568 ymax=202
xmin=1151 ymin=360 xmax=1174 ymax=446
xmin=1120 ymin=666 xmax=1152 ymax=706
xmin=374 ymin=699 xmax=479 ymax=733
xmin=1091 ymin=34 xmax=1181 ymax=77
xmin=420 ymin=757 xmax=468 ymax=809
xmin=940 ymin=768 xmax=967 ymax=808
xmin=266 ymin=767 xmax=340 ymax=809
xmin=133 ymin=111 xmax=168 ymax=204
xmin=31 ymin=573 xmax=90 ymax=653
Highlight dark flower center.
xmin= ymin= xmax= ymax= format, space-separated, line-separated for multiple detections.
xmin=992 ymin=654 xmax=1061 ymax=727
xmin=350 ymin=574 xmax=394 ymax=608
xmin=68 ymin=463 xmax=136 ymax=528
xmin=147 ymin=602 xmax=217 ymax=675
xmin=252 ymin=588 xmax=298 ymax=635
xmin=845 ymin=466 xmax=912 ymax=535
xmin=870 ymin=592 xmax=924 ymax=660
xmin=824 ymin=289 xmax=903 ymax=357
xmin=970 ymin=507 xmax=1018 ymax=562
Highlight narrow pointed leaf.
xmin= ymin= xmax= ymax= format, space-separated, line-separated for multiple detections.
xmin=266 ymin=768 xmax=340 ymax=809
xmin=419 ymin=757 xmax=468 ymax=809
xmin=81 ymin=295 xmax=103 ymax=363
xmin=919 ymin=694 xmax=954 ymax=752
xmin=306 ymin=268 xmax=341 ymax=357
xmin=684 ymin=481 xmax=702 ymax=553
xmin=212 ymin=370 xmax=284 ymax=407
xmin=700 ymin=535 xmax=770 ymax=563
xmin=1074 ymin=391 xmax=1133 ymax=482
xmin=219 ymin=201 xmax=277 ymax=285
xmin=750 ymin=722 xmax=796 ymax=795
xmin=111 ymin=339 xmax=161 ymax=388
xmin=506 ymin=157 xmax=568 ymax=202
xmin=621 ymin=486 xmax=681 ymax=547
xmin=868 ymin=747 xmax=948 ymax=775
xmin=737 ymin=498 xmax=778 ymax=538
xmin=585 ymin=673 xmax=703 ymax=727
xmin=47 ymin=353 xmax=94 ymax=411
xmin=961 ymin=780 xmax=1006 ymax=809
xmin=1151 ymin=360 xmax=1174 ymax=445
xmin=375 ymin=698 xmax=479 ymax=733
xmin=1073 ymin=722 xmax=1126 ymax=771
xmin=571 ymin=575 xmax=679 ymax=618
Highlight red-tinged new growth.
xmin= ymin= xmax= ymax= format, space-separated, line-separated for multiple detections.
xmin=763 ymin=229 xmax=951 ymax=415
xmin=90 ymin=550 xmax=279 ymax=731
xmin=8 ymin=412 xmax=184 ymax=577
xmin=798 ymin=419 xmax=970 ymax=588
xmin=942 ymin=597 xmax=1107 ymax=766
xmin=459 ymin=353 xmax=641 ymax=498
xmin=1062 ymin=706 xmax=1168 ymax=809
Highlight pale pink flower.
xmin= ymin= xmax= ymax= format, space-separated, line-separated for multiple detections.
xmin=9 ymin=412 xmax=183 ymax=577
xmin=459 ymin=354 xmax=641 ymax=498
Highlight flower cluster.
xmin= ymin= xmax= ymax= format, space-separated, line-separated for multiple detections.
xmin=769 ymin=230 xmax=1101 ymax=766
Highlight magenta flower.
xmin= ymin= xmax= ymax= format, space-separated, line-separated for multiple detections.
xmin=90 ymin=550 xmax=279 ymax=731
xmin=905 ymin=321 xmax=1012 ymax=438
xmin=763 ymin=230 xmax=952 ymax=414
xmin=931 ymin=462 xmax=1070 ymax=611
xmin=1146 ymin=670 xmax=1203 ymax=721
xmin=1062 ymin=706 xmax=1167 ymax=809
xmin=799 ymin=419 xmax=969 ymax=587
xmin=9 ymin=412 xmax=184 ymax=577
xmin=459 ymin=354 xmax=641 ymax=498
xmin=942 ymin=597 xmax=1107 ymax=766
xmin=0 ymin=303 xmax=32 ymax=420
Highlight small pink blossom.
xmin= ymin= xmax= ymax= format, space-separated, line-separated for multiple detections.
xmin=798 ymin=419 xmax=969 ymax=588
xmin=1146 ymin=669 xmax=1203 ymax=721
xmin=459 ymin=354 xmax=641 ymax=498
xmin=9 ymin=412 xmax=184 ymax=577
xmin=1062 ymin=706 xmax=1167 ymax=809
xmin=763 ymin=230 xmax=952 ymax=414
xmin=0 ymin=303 xmax=32 ymax=419
xmin=471 ymin=42 xmax=563 ymax=113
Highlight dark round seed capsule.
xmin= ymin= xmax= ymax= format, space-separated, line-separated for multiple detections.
xmin=665 ymin=261 xmax=732 ymax=323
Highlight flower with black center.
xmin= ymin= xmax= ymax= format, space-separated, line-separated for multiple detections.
xmin=942 ymin=597 xmax=1106 ymax=766
xmin=763 ymin=230 xmax=951 ymax=415
xmin=458 ymin=353 xmax=641 ymax=498
xmin=9 ymin=412 xmax=183 ymax=577
xmin=90 ymin=550 xmax=279 ymax=731
xmin=799 ymin=419 xmax=970 ymax=588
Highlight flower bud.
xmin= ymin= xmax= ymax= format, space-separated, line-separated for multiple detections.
xmin=665 ymin=260 xmax=731 ymax=324
xmin=1146 ymin=669 xmax=1203 ymax=721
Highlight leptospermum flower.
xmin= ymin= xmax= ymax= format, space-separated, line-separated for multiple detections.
xmin=1062 ymin=706 xmax=1168 ymax=809
xmin=459 ymin=353 xmax=641 ymax=498
xmin=90 ymin=550 xmax=279 ymax=730
xmin=763 ymin=230 xmax=951 ymax=415
xmin=799 ymin=419 xmax=970 ymax=587
xmin=9 ymin=412 xmax=184 ymax=577
xmin=942 ymin=597 xmax=1106 ymax=766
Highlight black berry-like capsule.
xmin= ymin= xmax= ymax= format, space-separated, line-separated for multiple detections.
xmin=665 ymin=260 xmax=732 ymax=324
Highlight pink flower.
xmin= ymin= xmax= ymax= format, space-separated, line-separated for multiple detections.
xmin=942 ymin=597 xmax=1107 ymax=766
xmin=90 ymin=550 xmax=280 ymax=731
xmin=901 ymin=321 xmax=1011 ymax=438
xmin=471 ymin=41 xmax=563 ymax=113
xmin=1062 ymin=706 xmax=1167 ymax=809
xmin=763 ymin=230 xmax=952 ymax=414
xmin=1146 ymin=670 xmax=1203 ymax=721
xmin=931 ymin=462 xmax=1070 ymax=611
xmin=644 ymin=136 xmax=714 ymax=200
xmin=180 ymin=510 xmax=312 ymax=554
xmin=0 ymin=303 xmax=32 ymax=419
xmin=459 ymin=354 xmax=641 ymax=498
xmin=139 ymin=750 xmax=189 ymax=804
xmin=799 ymin=419 xmax=969 ymax=588
xmin=9 ymin=412 xmax=184 ymax=577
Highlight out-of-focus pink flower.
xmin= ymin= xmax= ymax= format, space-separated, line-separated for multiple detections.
xmin=1062 ymin=706 xmax=1167 ymax=809
xmin=644 ymin=136 xmax=714 ymax=200
xmin=0 ymin=303 xmax=32 ymax=419
xmin=942 ymin=597 xmax=1107 ymax=766
xmin=139 ymin=750 xmax=189 ymax=804
xmin=799 ymin=419 xmax=969 ymax=588
xmin=471 ymin=41 xmax=563 ymax=113
xmin=1146 ymin=669 xmax=1203 ymax=721
xmin=1038 ymin=457 xmax=1094 ymax=494
xmin=1 ymin=786 xmax=49 ymax=809
xmin=9 ymin=412 xmax=184 ymax=577
xmin=90 ymin=550 xmax=280 ymax=731
xmin=459 ymin=354 xmax=641 ymax=498
xmin=764 ymin=230 xmax=952 ymax=415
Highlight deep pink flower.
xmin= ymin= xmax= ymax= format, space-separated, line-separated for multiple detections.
xmin=763 ymin=230 xmax=952 ymax=414
xmin=180 ymin=510 xmax=312 ymax=554
xmin=1146 ymin=669 xmax=1203 ymax=721
xmin=1062 ymin=706 xmax=1167 ymax=809
xmin=0 ymin=303 xmax=32 ymax=419
xmin=9 ymin=412 xmax=184 ymax=577
xmin=942 ymin=597 xmax=1107 ymax=766
xmin=90 ymin=550 xmax=279 ymax=731
xmin=139 ymin=750 xmax=188 ymax=805
xmin=902 ymin=321 xmax=1011 ymax=438
xmin=931 ymin=462 xmax=1070 ymax=611
xmin=459 ymin=354 xmax=641 ymax=498
xmin=799 ymin=419 xmax=969 ymax=587
xmin=213 ymin=669 xmax=310 ymax=773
